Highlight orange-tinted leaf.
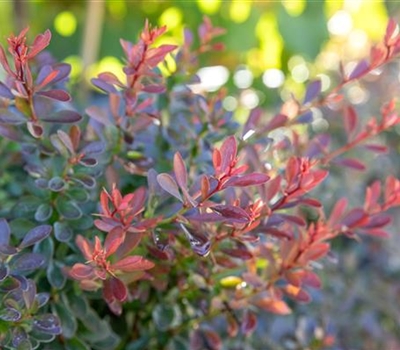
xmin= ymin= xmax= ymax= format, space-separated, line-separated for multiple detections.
xmin=111 ymin=255 xmax=154 ymax=272
xmin=253 ymin=297 xmax=291 ymax=315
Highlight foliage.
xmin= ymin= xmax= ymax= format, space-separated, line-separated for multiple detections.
xmin=0 ymin=16 xmax=400 ymax=349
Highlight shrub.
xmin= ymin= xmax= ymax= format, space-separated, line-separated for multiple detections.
xmin=0 ymin=17 xmax=400 ymax=350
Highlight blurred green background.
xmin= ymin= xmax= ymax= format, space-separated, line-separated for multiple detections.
xmin=2 ymin=0 xmax=399 ymax=109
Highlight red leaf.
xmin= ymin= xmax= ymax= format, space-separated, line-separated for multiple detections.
xmin=300 ymin=243 xmax=330 ymax=262
xmin=364 ymin=144 xmax=388 ymax=153
xmin=283 ymin=285 xmax=311 ymax=303
xmin=227 ymin=315 xmax=238 ymax=337
xmin=344 ymin=105 xmax=358 ymax=137
xmin=75 ymin=235 xmax=93 ymax=261
xmin=201 ymin=175 xmax=210 ymax=200
xmin=329 ymin=198 xmax=348 ymax=225
xmin=385 ymin=18 xmax=399 ymax=46
xmin=335 ymin=158 xmax=366 ymax=170
xmin=28 ymin=29 xmax=51 ymax=58
xmin=157 ymin=173 xmax=183 ymax=202
xmin=241 ymin=310 xmax=257 ymax=336
xmin=36 ymin=89 xmax=71 ymax=102
xmin=145 ymin=44 xmax=177 ymax=66
xmin=303 ymin=79 xmax=321 ymax=104
xmin=110 ymin=277 xmax=127 ymax=302
xmin=265 ymin=113 xmax=288 ymax=132
xmin=105 ymin=227 xmax=126 ymax=257
xmin=220 ymin=136 xmax=237 ymax=174
xmin=69 ymin=263 xmax=94 ymax=280
xmin=111 ymin=255 xmax=154 ymax=272
xmin=174 ymin=152 xmax=187 ymax=189
xmin=225 ymin=173 xmax=270 ymax=187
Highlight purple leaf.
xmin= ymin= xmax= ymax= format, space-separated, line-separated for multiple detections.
xmin=0 ymin=110 xmax=26 ymax=124
xmin=11 ymin=253 xmax=46 ymax=272
xmin=72 ymin=174 xmax=96 ymax=189
xmin=27 ymin=122 xmax=44 ymax=138
xmin=212 ymin=205 xmax=250 ymax=223
xmin=36 ymin=89 xmax=71 ymax=102
xmin=303 ymin=80 xmax=321 ymax=104
xmin=41 ymin=110 xmax=82 ymax=124
xmin=91 ymin=78 xmax=118 ymax=94
xmin=157 ymin=173 xmax=183 ymax=202
xmin=0 ymin=245 xmax=18 ymax=255
xmin=296 ymin=111 xmax=313 ymax=124
xmin=0 ymin=218 xmax=11 ymax=246
xmin=33 ymin=314 xmax=61 ymax=335
xmin=341 ymin=208 xmax=368 ymax=228
xmin=48 ymin=177 xmax=66 ymax=192
xmin=80 ymin=141 xmax=106 ymax=155
xmin=180 ymin=224 xmax=211 ymax=257
xmin=142 ymin=84 xmax=166 ymax=93
xmin=335 ymin=158 xmax=366 ymax=171
xmin=19 ymin=225 xmax=52 ymax=249
xmin=0 ymin=82 xmax=13 ymax=99
xmin=85 ymin=106 xmax=112 ymax=126
xmin=348 ymin=60 xmax=369 ymax=80
xmin=174 ymin=152 xmax=187 ymax=189
xmin=51 ymin=63 xmax=71 ymax=84
xmin=0 ymin=308 xmax=21 ymax=322
xmin=78 ymin=157 xmax=98 ymax=167
xmin=222 ymin=247 xmax=253 ymax=260
xmin=225 ymin=173 xmax=269 ymax=187
xmin=0 ymin=124 xmax=20 ymax=141
xmin=363 ymin=214 xmax=392 ymax=229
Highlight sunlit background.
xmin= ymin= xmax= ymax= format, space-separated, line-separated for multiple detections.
xmin=1 ymin=0 xmax=398 ymax=109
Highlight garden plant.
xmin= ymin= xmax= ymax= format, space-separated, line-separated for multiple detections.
xmin=0 ymin=16 xmax=400 ymax=349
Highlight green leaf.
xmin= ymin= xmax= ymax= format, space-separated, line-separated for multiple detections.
xmin=126 ymin=336 xmax=151 ymax=350
xmin=48 ymin=177 xmax=66 ymax=192
xmin=54 ymin=222 xmax=73 ymax=242
xmin=67 ymin=188 xmax=89 ymax=203
xmin=55 ymin=197 xmax=82 ymax=220
xmin=34 ymin=204 xmax=53 ymax=222
xmin=65 ymin=338 xmax=91 ymax=350
xmin=9 ymin=219 xmax=36 ymax=240
xmin=47 ymin=261 xmax=66 ymax=289
xmin=152 ymin=304 xmax=182 ymax=331
xmin=53 ymin=299 xmax=77 ymax=339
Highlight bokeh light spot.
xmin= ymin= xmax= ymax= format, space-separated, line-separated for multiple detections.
xmin=262 ymin=69 xmax=284 ymax=88
xmin=196 ymin=0 xmax=221 ymax=15
xmin=54 ymin=11 xmax=77 ymax=37
xmin=159 ymin=7 xmax=183 ymax=30
xmin=282 ymin=0 xmax=305 ymax=17
xmin=230 ymin=1 xmax=251 ymax=24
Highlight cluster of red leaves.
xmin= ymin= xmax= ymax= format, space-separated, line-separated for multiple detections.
xmin=67 ymin=186 xmax=158 ymax=314
xmin=0 ymin=28 xmax=81 ymax=138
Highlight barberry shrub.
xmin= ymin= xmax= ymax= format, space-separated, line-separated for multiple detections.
xmin=0 ymin=17 xmax=400 ymax=350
